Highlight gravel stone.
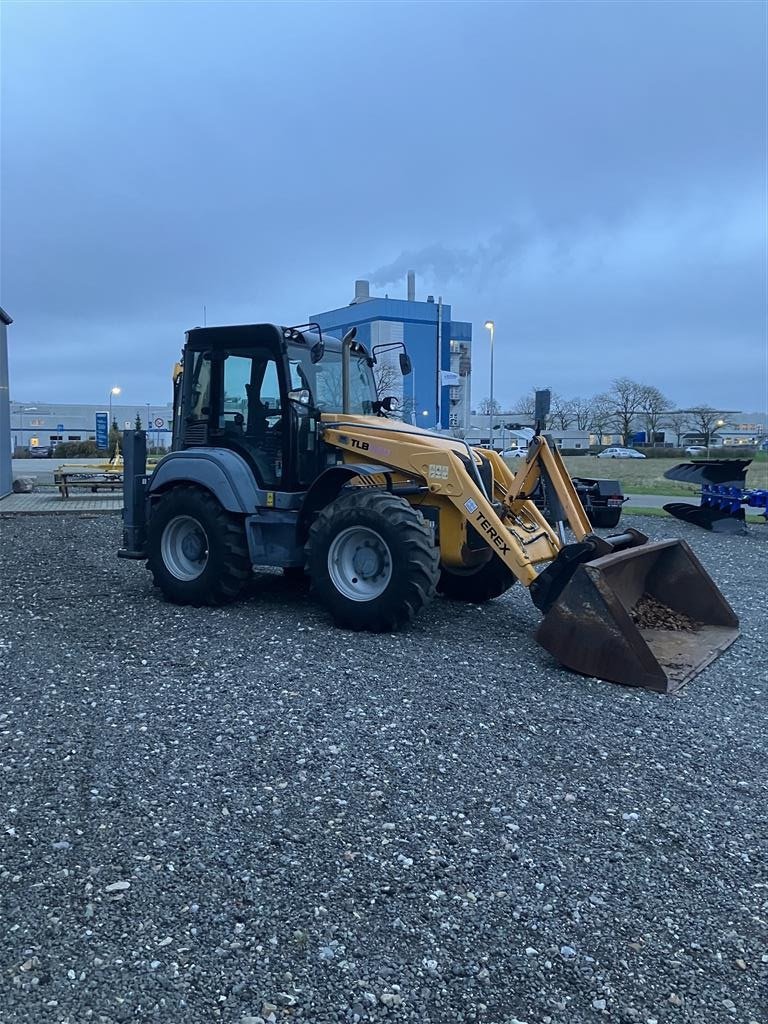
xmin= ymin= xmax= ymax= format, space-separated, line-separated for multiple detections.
xmin=103 ymin=880 xmax=131 ymax=893
xmin=0 ymin=514 xmax=765 ymax=1023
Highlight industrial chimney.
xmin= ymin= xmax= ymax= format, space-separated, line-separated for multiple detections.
xmin=352 ymin=280 xmax=370 ymax=304
xmin=407 ymin=270 xmax=416 ymax=302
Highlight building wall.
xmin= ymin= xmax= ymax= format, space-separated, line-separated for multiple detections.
xmin=0 ymin=321 xmax=10 ymax=496
xmin=10 ymin=402 xmax=175 ymax=450
xmin=310 ymin=293 xmax=472 ymax=431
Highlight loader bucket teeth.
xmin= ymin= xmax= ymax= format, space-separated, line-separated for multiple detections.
xmin=535 ymin=539 xmax=739 ymax=693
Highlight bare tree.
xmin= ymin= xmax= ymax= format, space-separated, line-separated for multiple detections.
xmin=374 ymin=361 xmax=401 ymax=398
xmin=686 ymin=406 xmax=730 ymax=447
xmin=570 ymin=396 xmax=592 ymax=431
xmin=373 ymin=361 xmax=412 ymax=421
xmin=512 ymin=392 xmax=536 ymax=418
xmin=478 ymin=397 xmax=502 ymax=415
xmin=550 ymin=392 xmax=575 ymax=430
xmin=513 ymin=389 xmax=559 ymax=427
xmin=638 ymin=385 xmax=671 ymax=446
xmin=603 ymin=377 xmax=646 ymax=445
xmin=588 ymin=394 xmax=613 ymax=445
xmin=664 ymin=409 xmax=690 ymax=447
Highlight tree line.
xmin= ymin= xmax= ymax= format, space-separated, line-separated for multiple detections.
xmin=478 ymin=377 xmax=736 ymax=446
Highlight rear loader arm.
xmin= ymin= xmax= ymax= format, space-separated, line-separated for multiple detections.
xmin=489 ymin=438 xmax=593 ymax=541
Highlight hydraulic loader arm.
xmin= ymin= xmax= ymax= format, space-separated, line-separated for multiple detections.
xmin=322 ymin=425 xmax=576 ymax=588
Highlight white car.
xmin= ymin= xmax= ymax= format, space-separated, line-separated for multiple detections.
xmin=501 ymin=447 xmax=528 ymax=458
xmin=684 ymin=445 xmax=708 ymax=455
xmin=597 ymin=446 xmax=646 ymax=459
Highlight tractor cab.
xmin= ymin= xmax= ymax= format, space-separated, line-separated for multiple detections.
xmin=173 ymin=323 xmax=382 ymax=490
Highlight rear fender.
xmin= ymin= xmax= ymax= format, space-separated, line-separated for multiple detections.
xmin=148 ymin=449 xmax=261 ymax=513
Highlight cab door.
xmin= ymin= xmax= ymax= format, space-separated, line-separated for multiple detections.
xmin=215 ymin=350 xmax=287 ymax=488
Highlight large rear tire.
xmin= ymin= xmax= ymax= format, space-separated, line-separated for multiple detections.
xmin=307 ymin=490 xmax=439 ymax=631
xmin=438 ymin=556 xmax=517 ymax=603
xmin=147 ymin=485 xmax=251 ymax=605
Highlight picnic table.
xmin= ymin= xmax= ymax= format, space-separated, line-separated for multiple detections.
xmin=53 ymin=454 xmax=162 ymax=498
xmin=54 ymin=464 xmax=124 ymax=499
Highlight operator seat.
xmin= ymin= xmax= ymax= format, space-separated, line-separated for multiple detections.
xmin=243 ymin=383 xmax=281 ymax=487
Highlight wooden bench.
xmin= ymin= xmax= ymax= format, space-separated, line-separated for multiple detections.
xmin=55 ymin=469 xmax=124 ymax=499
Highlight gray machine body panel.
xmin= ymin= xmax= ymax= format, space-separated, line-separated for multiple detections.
xmin=144 ymin=450 xmax=390 ymax=568
xmin=147 ymin=449 xmax=302 ymax=512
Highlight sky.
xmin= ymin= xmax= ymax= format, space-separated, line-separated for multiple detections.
xmin=1 ymin=0 xmax=766 ymax=413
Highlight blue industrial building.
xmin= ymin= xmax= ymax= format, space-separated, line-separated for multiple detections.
xmin=311 ymin=275 xmax=472 ymax=431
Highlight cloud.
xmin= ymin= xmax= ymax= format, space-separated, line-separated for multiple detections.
xmin=1 ymin=0 xmax=765 ymax=410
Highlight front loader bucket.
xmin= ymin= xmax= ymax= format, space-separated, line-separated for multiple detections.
xmin=535 ymin=539 xmax=738 ymax=693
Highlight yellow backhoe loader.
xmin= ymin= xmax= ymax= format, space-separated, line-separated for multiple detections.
xmin=119 ymin=323 xmax=738 ymax=693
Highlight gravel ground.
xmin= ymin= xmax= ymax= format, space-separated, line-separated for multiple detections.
xmin=0 ymin=514 xmax=765 ymax=1024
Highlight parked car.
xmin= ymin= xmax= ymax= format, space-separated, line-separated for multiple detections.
xmin=501 ymin=447 xmax=527 ymax=459
xmin=684 ymin=445 xmax=708 ymax=456
xmin=28 ymin=445 xmax=55 ymax=459
xmin=597 ymin=446 xmax=646 ymax=459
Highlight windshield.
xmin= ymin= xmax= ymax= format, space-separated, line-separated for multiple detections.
xmin=288 ymin=346 xmax=376 ymax=415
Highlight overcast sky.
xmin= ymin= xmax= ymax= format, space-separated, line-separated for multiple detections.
xmin=1 ymin=0 xmax=766 ymax=412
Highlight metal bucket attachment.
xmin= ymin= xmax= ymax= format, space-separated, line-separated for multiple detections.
xmin=663 ymin=501 xmax=747 ymax=535
xmin=535 ymin=539 xmax=739 ymax=693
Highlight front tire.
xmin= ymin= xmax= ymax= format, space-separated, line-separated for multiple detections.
xmin=438 ymin=556 xmax=517 ymax=602
xmin=147 ymin=485 xmax=251 ymax=605
xmin=307 ymin=490 xmax=439 ymax=631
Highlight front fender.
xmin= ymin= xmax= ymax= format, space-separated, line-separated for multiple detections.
xmin=148 ymin=449 xmax=262 ymax=513
xmin=297 ymin=463 xmax=393 ymax=541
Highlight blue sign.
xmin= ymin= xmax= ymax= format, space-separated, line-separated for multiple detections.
xmin=95 ymin=412 xmax=109 ymax=450
xmin=57 ymin=423 xmax=64 ymax=432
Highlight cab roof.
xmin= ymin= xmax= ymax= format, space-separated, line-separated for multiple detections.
xmin=185 ymin=323 xmax=344 ymax=354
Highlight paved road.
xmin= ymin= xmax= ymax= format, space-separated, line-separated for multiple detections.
xmin=623 ymin=493 xmax=694 ymax=508
xmin=13 ymin=456 xmax=104 ymax=469
xmin=12 ymin=457 xmax=118 ymax=483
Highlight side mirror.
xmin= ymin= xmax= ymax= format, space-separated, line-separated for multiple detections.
xmin=288 ymin=389 xmax=311 ymax=406
xmin=399 ymin=353 xmax=412 ymax=376
xmin=381 ymin=395 xmax=400 ymax=412
xmin=310 ymin=341 xmax=324 ymax=364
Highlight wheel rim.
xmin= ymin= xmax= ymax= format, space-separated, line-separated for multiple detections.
xmin=161 ymin=515 xmax=209 ymax=581
xmin=327 ymin=526 xmax=392 ymax=601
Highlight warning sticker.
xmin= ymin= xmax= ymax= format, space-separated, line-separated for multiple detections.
xmin=464 ymin=498 xmax=478 ymax=514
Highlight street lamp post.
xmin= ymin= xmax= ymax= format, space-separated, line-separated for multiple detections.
xmin=109 ymin=387 xmax=121 ymax=457
xmin=484 ymin=321 xmax=495 ymax=449
xmin=109 ymin=386 xmax=121 ymax=427
xmin=709 ymin=418 xmax=725 ymax=456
